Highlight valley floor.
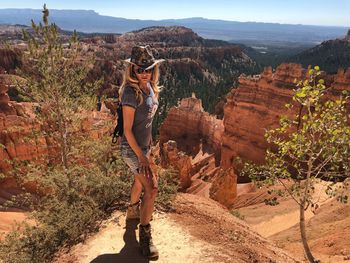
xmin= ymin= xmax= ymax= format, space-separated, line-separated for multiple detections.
xmin=237 ymin=184 xmax=350 ymax=263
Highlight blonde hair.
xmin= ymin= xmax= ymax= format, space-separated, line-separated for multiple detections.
xmin=119 ymin=64 xmax=161 ymax=105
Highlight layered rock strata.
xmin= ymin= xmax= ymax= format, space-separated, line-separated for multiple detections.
xmin=160 ymin=63 xmax=350 ymax=206
xmin=0 ymin=80 xmax=16 ymax=115
xmin=0 ymin=80 xmax=114 ymax=207
xmin=160 ymin=96 xmax=237 ymax=207
xmin=221 ymin=64 xmax=350 ymax=174
xmin=161 ymin=140 xmax=237 ymax=207
xmin=160 ymin=95 xmax=224 ymax=165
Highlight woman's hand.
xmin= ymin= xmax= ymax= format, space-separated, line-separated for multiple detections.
xmin=138 ymin=154 xmax=153 ymax=182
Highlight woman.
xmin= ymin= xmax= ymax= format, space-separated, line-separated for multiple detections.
xmin=119 ymin=45 xmax=164 ymax=259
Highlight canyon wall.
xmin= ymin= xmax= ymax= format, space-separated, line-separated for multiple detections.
xmin=221 ymin=64 xmax=350 ymax=174
xmin=159 ymin=94 xmax=237 ymax=207
xmin=0 ymin=77 xmax=114 ymax=203
xmin=160 ymin=63 xmax=350 ymax=205
xmin=0 ymin=48 xmax=22 ymax=74
xmin=160 ymin=94 xmax=224 ymax=164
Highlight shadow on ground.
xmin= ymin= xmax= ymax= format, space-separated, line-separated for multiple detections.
xmin=90 ymin=219 xmax=154 ymax=263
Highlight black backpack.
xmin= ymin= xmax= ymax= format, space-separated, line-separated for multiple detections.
xmin=111 ymin=103 xmax=123 ymax=144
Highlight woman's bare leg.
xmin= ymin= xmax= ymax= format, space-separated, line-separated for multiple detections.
xmin=135 ymin=173 xmax=158 ymax=225
xmin=136 ymin=169 xmax=159 ymax=259
xmin=130 ymin=176 xmax=143 ymax=205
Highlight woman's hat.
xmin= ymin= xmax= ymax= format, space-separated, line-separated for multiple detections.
xmin=124 ymin=45 xmax=165 ymax=70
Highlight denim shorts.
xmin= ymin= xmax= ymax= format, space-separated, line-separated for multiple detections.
xmin=120 ymin=142 xmax=151 ymax=174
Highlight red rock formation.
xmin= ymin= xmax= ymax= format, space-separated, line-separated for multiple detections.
xmin=221 ymin=64 xmax=350 ymax=178
xmin=161 ymin=140 xmax=193 ymax=189
xmin=221 ymin=64 xmax=299 ymax=170
xmin=0 ymin=108 xmax=113 ymax=172
xmin=160 ymin=98 xmax=237 ymax=207
xmin=0 ymin=48 xmax=22 ymax=74
xmin=161 ymin=140 xmax=237 ymax=207
xmin=0 ymin=114 xmax=49 ymax=171
xmin=333 ymin=67 xmax=350 ymax=91
xmin=0 ymin=78 xmax=114 ymax=206
xmin=160 ymin=94 xmax=224 ymax=164
xmin=0 ymin=80 xmax=16 ymax=115
xmin=160 ymin=63 xmax=350 ymax=206
xmin=208 ymin=167 xmax=237 ymax=207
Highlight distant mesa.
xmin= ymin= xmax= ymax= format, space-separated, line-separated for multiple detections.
xmin=0 ymin=8 xmax=347 ymax=43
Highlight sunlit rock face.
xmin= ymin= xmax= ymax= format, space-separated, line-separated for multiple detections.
xmin=221 ymin=63 xmax=350 ymax=181
xmin=0 ymin=77 xmax=114 ymax=203
xmin=159 ymin=96 xmax=237 ymax=207
xmin=160 ymin=95 xmax=224 ymax=164
xmin=161 ymin=139 xmax=237 ymax=207
xmin=221 ymin=64 xmax=300 ymax=172
xmin=160 ymin=63 xmax=350 ymax=205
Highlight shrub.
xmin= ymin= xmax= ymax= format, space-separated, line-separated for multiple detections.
xmin=0 ymin=134 xmax=179 ymax=263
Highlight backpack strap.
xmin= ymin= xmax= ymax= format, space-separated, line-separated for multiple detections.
xmin=111 ymin=103 xmax=124 ymax=144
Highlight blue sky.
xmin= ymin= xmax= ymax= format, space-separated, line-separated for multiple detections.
xmin=1 ymin=0 xmax=349 ymax=27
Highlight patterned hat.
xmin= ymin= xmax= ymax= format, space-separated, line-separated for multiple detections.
xmin=124 ymin=45 xmax=165 ymax=70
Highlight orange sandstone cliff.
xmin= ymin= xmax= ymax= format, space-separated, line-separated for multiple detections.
xmin=0 ymin=77 xmax=114 ymax=207
xmin=159 ymin=95 xmax=237 ymax=207
xmin=159 ymin=63 xmax=350 ymax=206
xmin=221 ymin=64 xmax=350 ymax=178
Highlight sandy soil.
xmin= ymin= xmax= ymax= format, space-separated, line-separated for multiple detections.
xmin=1 ymin=181 xmax=347 ymax=263
xmin=0 ymin=211 xmax=37 ymax=240
xmin=59 ymin=211 xmax=220 ymax=263
xmin=236 ymin=183 xmax=350 ymax=263
xmin=55 ymin=193 xmax=298 ymax=263
xmin=240 ymin=197 xmax=315 ymax=237
xmin=270 ymin=193 xmax=350 ymax=263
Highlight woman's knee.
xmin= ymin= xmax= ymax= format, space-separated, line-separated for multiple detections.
xmin=135 ymin=173 xmax=157 ymax=196
xmin=143 ymin=187 xmax=158 ymax=200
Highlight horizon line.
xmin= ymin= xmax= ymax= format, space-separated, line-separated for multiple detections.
xmin=0 ymin=8 xmax=349 ymax=28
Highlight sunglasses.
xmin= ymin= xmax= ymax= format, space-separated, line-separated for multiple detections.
xmin=134 ymin=67 xmax=153 ymax=74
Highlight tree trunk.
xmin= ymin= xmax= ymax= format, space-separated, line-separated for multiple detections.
xmin=299 ymin=158 xmax=317 ymax=263
xmin=58 ymin=113 xmax=68 ymax=170
xmin=299 ymin=203 xmax=316 ymax=263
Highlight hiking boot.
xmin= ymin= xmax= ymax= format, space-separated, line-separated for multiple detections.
xmin=126 ymin=201 xmax=140 ymax=220
xmin=139 ymin=223 xmax=159 ymax=259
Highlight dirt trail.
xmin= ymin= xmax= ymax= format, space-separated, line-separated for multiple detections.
xmin=56 ymin=193 xmax=298 ymax=263
xmin=65 ymin=211 xmax=220 ymax=263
